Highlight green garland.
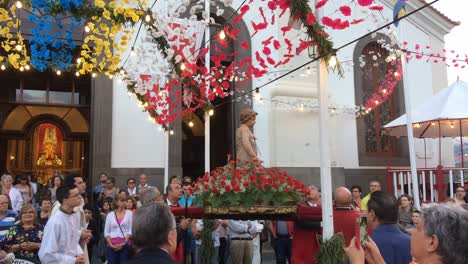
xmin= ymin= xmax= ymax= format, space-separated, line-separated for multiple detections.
xmin=317 ymin=233 xmax=346 ymax=264
xmin=200 ymin=219 xmax=215 ymax=264
xmin=289 ymin=0 xmax=345 ymax=77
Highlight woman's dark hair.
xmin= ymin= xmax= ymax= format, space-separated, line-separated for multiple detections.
xmin=398 ymin=194 xmax=413 ymax=205
xmin=51 ymin=175 xmax=63 ymax=187
xmin=350 ymin=185 xmax=362 ymax=193
xmin=15 ymin=174 xmax=29 ymax=185
xmin=107 ymin=177 xmax=116 ymax=185
xmin=126 ymin=177 xmax=136 ymax=185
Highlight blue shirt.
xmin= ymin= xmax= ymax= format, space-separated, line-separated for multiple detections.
xmin=370 ymin=224 xmax=412 ymax=264
xmin=93 ymin=184 xmax=105 ymax=194
xmin=0 ymin=210 xmax=17 ymax=240
xmin=179 ymin=195 xmax=196 ymax=207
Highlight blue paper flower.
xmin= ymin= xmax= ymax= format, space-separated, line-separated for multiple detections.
xmin=29 ymin=0 xmax=84 ymax=71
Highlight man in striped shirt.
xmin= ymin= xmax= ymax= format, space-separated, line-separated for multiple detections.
xmin=0 ymin=194 xmax=18 ymax=257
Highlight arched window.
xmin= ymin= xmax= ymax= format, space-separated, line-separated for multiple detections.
xmin=361 ymin=42 xmax=398 ymax=156
xmin=354 ymin=35 xmax=409 ymax=166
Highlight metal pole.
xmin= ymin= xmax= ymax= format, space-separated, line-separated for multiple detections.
xmin=164 ymin=130 xmax=169 ymax=189
xmin=460 ymin=120 xmax=464 ymax=168
xmin=204 ymin=0 xmax=211 ymax=172
xmin=401 ymin=54 xmax=421 ymax=209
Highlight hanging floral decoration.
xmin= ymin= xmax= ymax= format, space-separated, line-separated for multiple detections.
xmin=0 ymin=0 xmax=149 ymax=73
xmin=0 ymin=4 xmax=30 ymax=70
xmin=0 ymin=0 xmax=385 ymax=125
xmin=120 ymin=0 xmax=387 ymax=125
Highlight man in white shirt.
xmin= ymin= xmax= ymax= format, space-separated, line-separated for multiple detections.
xmin=39 ymin=184 xmax=86 ymax=264
xmin=193 ymin=219 xmax=222 ymax=264
xmin=228 ymin=220 xmax=260 ymax=264
xmin=137 ymin=174 xmax=151 ymax=194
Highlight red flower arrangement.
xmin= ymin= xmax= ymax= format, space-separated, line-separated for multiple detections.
xmin=193 ymin=156 xmax=308 ymax=207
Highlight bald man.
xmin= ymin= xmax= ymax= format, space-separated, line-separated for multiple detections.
xmin=333 ymin=187 xmax=360 ymax=246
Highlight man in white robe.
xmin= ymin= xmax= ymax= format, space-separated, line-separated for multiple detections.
xmin=50 ymin=173 xmax=91 ymax=264
xmin=39 ymin=185 xmax=86 ymax=264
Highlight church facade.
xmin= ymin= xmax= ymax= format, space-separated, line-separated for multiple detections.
xmin=0 ymin=0 xmax=458 ymax=193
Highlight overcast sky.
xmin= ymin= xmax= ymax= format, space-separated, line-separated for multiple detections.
xmin=432 ymin=0 xmax=468 ymax=83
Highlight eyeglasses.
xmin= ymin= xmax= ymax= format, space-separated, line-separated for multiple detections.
xmin=69 ymin=193 xmax=81 ymax=199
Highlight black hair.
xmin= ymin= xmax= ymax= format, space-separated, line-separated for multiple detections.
xmin=64 ymin=172 xmax=82 ymax=186
xmin=57 ymin=184 xmax=77 ymax=204
xmin=368 ymin=191 xmax=398 ymax=224
xmin=350 ymin=185 xmax=362 ymax=193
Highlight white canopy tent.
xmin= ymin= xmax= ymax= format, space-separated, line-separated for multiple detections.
xmin=384 ymin=80 xmax=468 ymax=167
xmin=384 ymin=80 xmax=468 ymax=139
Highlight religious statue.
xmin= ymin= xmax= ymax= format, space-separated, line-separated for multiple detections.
xmin=37 ymin=126 xmax=62 ymax=166
xmin=236 ymin=108 xmax=261 ymax=165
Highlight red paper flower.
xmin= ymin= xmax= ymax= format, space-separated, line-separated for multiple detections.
xmin=369 ymin=5 xmax=383 ymax=11
xmin=357 ymin=0 xmax=373 ymax=6
xmin=339 ymin=6 xmax=351 ymax=16
xmin=306 ymin=12 xmax=316 ymax=25
xmin=315 ymin=0 xmax=328 ymax=9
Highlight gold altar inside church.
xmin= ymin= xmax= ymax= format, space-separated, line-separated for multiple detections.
xmin=0 ymin=70 xmax=91 ymax=184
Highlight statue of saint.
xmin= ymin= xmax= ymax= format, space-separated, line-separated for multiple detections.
xmin=236 ymin=108 xmax=261 ymax=165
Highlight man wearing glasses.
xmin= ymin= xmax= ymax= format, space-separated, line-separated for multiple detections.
xmin=39 ymin=185 xmax=86 ymax=264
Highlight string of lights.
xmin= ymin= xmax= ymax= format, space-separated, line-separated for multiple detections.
xmin=212 ymin=0 xmax=442 ymax=112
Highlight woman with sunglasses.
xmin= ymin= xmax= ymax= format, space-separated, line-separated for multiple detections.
xmin=0 ymin=204 xmax=43 ymax=262
xmin=126 ymin=178 xmax=137 ymax=198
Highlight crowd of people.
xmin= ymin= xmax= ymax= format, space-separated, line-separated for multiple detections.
xmin=0 ymin=171 xmax=466 ymax=264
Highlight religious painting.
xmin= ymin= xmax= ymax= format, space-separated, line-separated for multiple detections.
xmin=35 ymin=123 xmax=63 ymax=166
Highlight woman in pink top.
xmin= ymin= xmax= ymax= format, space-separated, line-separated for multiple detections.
xmin=104 ymin=193 xmax=133 ymax=264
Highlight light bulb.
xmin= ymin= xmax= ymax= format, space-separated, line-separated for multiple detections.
xmin=15 ymin=44 xmax=22 ymax=51
xmin=19 ymin=66 xmax=24 ymax=72
xmin=208 ymin=109 xmax=214 ymax=116
xmin=415 ymin=123 xmax=421 ymax=128
xmin=56 ymin=70 xmax=61 ymax=75
xmin=450 ymin=123 xmax=454 ymax=128
xmin=130 ymin=47 xmax=136 ymax=56
xmin=219 ymin=30 xmax=226 ymax=40
xmin=180 ymin=63 xmax=186 ymax=71
xmin=394 ymin=71 xmax=400 ymax=77
xmin=75 ymin=71 xmax=80 ymax=77
xmin=85 ymin=25 xmax=90 ymax=33
xmin=92 ymin=72 xmax=97 ymax=78
xmin=0 ymin=65 xmax=5 ymax=70
xmin=328 ymin=55 xmax=337 ymax=67
xmin=25 ymin=65 xmax=30 ymax=70
xmin=375 ymin=100 xmax=379 ymax=105
xmin=15 ymin=1 xmax=22 ymax=9
xmin=299 ymin=104 xmax=304 ymax=112
xmin=170 ymin=129 xmax=174 ymax=135
xmin=143 ymin=102 xmax=148 ymax=107
xmin=120 ymin=69 xmax=125 ymax=75
xmin=189 ymin=121 xmax=194 ymax=127
xmin=158 ymin=91 xmax=163 ymax=97
xmin=382 ymin=89 xmax=387 ymax=94
xmin=76 ymin=58 xmax=81 ymax=64
xmin=145 ymin=14 xmax=151 ymax=22
xmin=431 ymin=122 xmax=436 ymax=126
xmin=306 ymin=67 xmax=311 ymax=75
xmin=254 ymin=91 xmax=262 ymax=101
